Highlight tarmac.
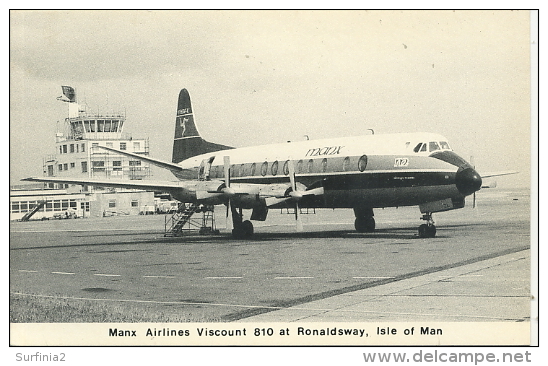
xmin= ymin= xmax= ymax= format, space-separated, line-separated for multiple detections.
xmin=238 ymin=249 xmax=532 ymax=323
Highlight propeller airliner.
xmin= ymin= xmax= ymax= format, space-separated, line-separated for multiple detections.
xmin=23 ymin=89 xmax=516 ymax=238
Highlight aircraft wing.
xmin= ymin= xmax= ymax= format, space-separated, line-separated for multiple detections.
xmin=21 ymin=176 xmax=191 ymax=193
xmin=96 ymin=145 xmax=184 ymax=173
xmin=480 ymin=171 xmax=519 ymax=179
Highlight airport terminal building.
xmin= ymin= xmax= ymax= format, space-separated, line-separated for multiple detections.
xmin=10 ymin=86 xmax=156 ymax=221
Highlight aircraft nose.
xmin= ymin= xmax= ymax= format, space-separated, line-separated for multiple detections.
xmin=455 ymin=167 xmax=482 ymax=196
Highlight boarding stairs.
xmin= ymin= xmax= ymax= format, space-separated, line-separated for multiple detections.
xmin=164 ymin=202 xmax=218 ymax=237
xmin=20 ymin=200 xmax=47 ymax=222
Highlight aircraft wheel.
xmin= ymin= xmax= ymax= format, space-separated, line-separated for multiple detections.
xmin=241 ymin=220 xmax=254 ymax=238
xmin=232 ymin=220 xmax=254 ymax=239
xmin=355 ymin=216 xmax=375 ymax=233
xmin=418 ymin=224 xmax=436 ymax=238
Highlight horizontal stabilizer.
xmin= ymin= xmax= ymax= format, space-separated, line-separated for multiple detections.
xmin=96 ymin=145 xmax=184 ymax=172
xmin=22 ymin=176 xmax=190 ymax=193
xmin=480 ymin=170 xmax=519 ymax=179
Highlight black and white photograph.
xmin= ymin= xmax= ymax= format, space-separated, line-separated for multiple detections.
xmin=9 ymin=9 xmax=536 ymax=352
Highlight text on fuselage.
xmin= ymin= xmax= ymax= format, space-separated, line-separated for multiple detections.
xmin=305 ymin=146 xmax=345 ymax=157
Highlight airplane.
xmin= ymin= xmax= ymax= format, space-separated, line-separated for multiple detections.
xmin=23 ymin=88 xmax=517 ymax=238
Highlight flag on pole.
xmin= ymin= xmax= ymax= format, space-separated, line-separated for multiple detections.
xmin=56 ymin=86 xmax=76 ymax=102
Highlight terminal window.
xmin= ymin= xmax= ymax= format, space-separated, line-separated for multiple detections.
xmin=120 ymin=142 xmax=127 ymax=150
xmin=109 ymin=200 xmax=116 ymax=208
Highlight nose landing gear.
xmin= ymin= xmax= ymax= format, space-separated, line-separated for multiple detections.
xmin=418 ymin=212 xmax=436 ymax=238
xmin=354 ymin=207 xmax=375 ymax=233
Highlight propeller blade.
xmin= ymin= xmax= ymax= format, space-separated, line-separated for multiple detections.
xmin=223 ymin=156 xmax=233 ymax=230
xmin=288 ymin=158 xmax=296 ymax=191
xmin=223 ymin=156 xmax=231 ymax=188
xmin=470 ymin=156 xmax=478 ymax=209
xmin=226 ymin=200 xmax=233 ymax=230
xmin=295 ymin=202 xmax=303 ymax=232
xmin=473 ymin=191 xmax=477 ymax=209
xmin=287 ymin=158 xmax=303 ymax=231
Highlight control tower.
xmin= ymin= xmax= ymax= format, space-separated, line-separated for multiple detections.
xmin=43 ymin=86 xmax=152 ymax=192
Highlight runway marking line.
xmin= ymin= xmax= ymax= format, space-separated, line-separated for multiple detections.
xmin=353 ymin=276 xmax=395 ymax=279
xmin=93 ymin=274 xmax=121 ymax=277
xmin=275 ymin=276 xmax=314 ymax=279
xmin=206 ymin=276 xmax=243 ymax=279
xmin=51 ymin=272 xmax=75 ymax=275
xmin=142 ymin=275 xmax=176 ymax=279
xmin=18 ymin=270 xmax=38 ymax=273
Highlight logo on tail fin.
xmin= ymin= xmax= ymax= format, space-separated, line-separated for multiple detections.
xmin=180 ymin=117 xmax=187 ymax=137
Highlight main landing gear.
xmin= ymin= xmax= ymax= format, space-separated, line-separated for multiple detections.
xmin=418 ymin=212 xmax=436 ymax=238
xmin=354 ymin=207 xmax=375 ymax=233
xmin=230 ymin=206 xmax=254 ymax=239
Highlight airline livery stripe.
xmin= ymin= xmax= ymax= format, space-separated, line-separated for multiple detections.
xmin=174 ymin=136 xmax=201 ymax=141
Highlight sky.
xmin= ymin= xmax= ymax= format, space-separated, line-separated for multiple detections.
xmin=9 ymin=10 xmax=533 ymax=187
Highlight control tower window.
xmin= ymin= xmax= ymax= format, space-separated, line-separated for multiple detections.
xmin=104 ymin=120 xmax=111 ymax=132
xmin=112 ymin=120 xmax=119 ymax=132
xmin=429 ymin=141 xmax=440 ymax=152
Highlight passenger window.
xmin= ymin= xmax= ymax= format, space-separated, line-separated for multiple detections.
xmin=429 ymin=141 xmax=440 ymax=152
xmin=283 ymin=160 xmax=290 ymax=175
xmin=261 ymin=161 xmax=268 ymax=176
xmin=358 ymin=155 xmax=368 ymax=172
xmin=307 ymin=159 xmax=314 ymax=173
xmin=271 ymin=161 xmax=279 ymax=176
xmin=297 ymin=160 xmax=303 ymax=174
xmin=321 ymin=158 xmax=328 ymax=173
xmin=342 ymin=157 xmax=350 ymax=171
xmin=250 ymin=162 xmax=256 ymax=176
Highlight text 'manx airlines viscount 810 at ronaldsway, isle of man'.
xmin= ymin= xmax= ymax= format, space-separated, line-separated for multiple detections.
xmin=24 ymin=89 xmax=517 ymax=238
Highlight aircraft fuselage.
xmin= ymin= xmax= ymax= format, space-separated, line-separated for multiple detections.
xmin=172 ymin=132 xmax=479 ymax=211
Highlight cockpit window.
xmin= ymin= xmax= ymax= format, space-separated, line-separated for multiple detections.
xmin=439 ymin=141 xmax=451 ymax=150
xmin=413 ymin=143 xmax=423 ymax=153
xmin=429 ymin=141 xmax=440 ymax=152
xmin=420 ymin=143 xmax=427 ymax=152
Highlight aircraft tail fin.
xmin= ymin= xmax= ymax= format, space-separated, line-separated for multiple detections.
xmin=172 ymin=89 xmax=232 ymax=163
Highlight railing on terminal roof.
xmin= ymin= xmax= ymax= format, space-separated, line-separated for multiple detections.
xmin=71 ymin=111 xmax=126 ymax=119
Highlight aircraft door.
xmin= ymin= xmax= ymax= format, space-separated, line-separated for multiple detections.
xmin=198 ymin=156 xmax=215 ymax=181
